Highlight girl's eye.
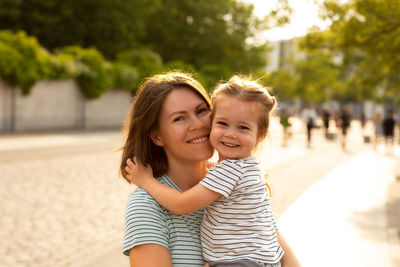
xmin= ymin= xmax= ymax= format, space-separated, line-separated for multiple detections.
xmin=239 ymin=125 xmax=249 ymax=130
xmin=216 ymin=121 xmax=228 ymax=126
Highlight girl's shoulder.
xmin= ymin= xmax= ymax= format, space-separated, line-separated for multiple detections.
xmin=215 ymin=157 xmax=259 ymax=172
xmin=219 ymin=157 xmax=258 ymax=164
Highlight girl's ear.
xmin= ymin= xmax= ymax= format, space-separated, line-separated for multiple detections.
xmin=150 ymin=130 xmax=163 ymax=147
xmin=257 ymin=132 xmax=266 ymax=144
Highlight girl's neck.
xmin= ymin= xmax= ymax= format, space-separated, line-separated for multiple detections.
xmin=166 ymin=160 xmax=208 ymax=191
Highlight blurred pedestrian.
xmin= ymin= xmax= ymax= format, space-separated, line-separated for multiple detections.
xmin=279 ymin=106 xmax=292 ymax=146
xmin=339 ymin=105 xmax=352 ymax=150
xmin=360 ymin=111 xmax=366 ymax=130
xmin=373 ymin=112 xmax=383 ymax=149
xmin=383 ymin=109 xmax=396 ymax=154
xmin=322 ymin=108 xmax=331 ymax=139
xmin=360 ymin=110 xmax=369 ymax=143
xmin=301 ymin=104 xmax=318 ymax=148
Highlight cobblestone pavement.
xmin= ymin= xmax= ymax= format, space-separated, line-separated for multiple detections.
xmin=0 ymin=131 xmax=132 ymax=267
xmin=1 ymin=119 xmax=398 ymax=267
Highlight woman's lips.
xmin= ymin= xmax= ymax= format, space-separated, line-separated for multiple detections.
xmin=187 ymin=135 xmax=209 ymax=144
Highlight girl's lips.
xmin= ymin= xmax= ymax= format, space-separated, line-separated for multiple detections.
xmin=221 ymin=141 xmax=239 ymax=147
xmin=187 ymin=135 xmax=209 ymax=144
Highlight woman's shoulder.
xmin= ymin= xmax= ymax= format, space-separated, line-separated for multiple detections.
xmin=128 ymin=187 xmax=158 ymax=205
xmin=126 ymin=176 xmax=171 ymax=212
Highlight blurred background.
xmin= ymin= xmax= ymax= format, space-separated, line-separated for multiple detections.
xmin=0 ymin=0 xmax=399 ymax=266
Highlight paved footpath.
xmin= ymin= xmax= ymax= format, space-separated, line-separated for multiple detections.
xmin=0 ymin=118 xmax=399 ymax=266
xmin=0 ymin=131 xmax=132 ymax=267
xmin=279 ymin=149 xmax=400 ymax=267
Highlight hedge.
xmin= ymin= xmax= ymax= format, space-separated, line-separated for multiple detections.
xmin=0 ymin=30 xmax=140 ymax=98
xmin=0 ymin=30 xmax=232 ymax=97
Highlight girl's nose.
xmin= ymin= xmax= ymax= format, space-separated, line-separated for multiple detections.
xmin=223 ymin=129 xmax=236 ymax=138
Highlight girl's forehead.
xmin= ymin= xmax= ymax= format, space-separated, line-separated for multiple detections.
xmin=214 ymin=96 xmax=259 ymax=113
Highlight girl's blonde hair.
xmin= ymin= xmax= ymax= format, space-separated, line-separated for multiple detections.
xmin=211 ymin=75 xmax=277 ymax=140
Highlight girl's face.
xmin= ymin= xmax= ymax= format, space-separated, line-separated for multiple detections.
xmin=153 ymin=88 xmax=213 ymax=164
xmin=210 ymin=96 xmax=260 ymax=161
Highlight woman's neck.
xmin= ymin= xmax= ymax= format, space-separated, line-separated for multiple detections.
xmin=166 ymin=160 xmax=208 ymax=192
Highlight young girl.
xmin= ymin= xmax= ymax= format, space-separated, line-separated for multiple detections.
xmin=126 ymin=76 xmax=293 ymax=267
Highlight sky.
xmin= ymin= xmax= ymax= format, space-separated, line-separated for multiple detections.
xmin=241 ymin=0 xmax=331 ymax=41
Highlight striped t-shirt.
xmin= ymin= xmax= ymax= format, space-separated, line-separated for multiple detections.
xmin=199 ymin=157 xmax=284 ymax=263
xmin=123 ymin=175 xmax=205 ymax=266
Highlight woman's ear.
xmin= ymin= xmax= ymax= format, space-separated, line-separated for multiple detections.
xmin=150 ymin=131 xmax=163 ymax=146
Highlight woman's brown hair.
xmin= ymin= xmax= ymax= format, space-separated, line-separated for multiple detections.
xmin=120 ymin=72 xmax=211 ymax=182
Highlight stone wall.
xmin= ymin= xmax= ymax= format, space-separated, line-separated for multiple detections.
xmin=0 ymin=78 xmax=13 ymax=132
xmin=0 ymin=78 xmax=132 ymax=133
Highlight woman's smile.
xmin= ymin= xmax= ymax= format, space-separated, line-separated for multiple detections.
xmin=187 ymin=135 xmax=210 ymax=144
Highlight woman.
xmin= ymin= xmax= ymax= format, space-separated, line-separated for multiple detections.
xmin=120 ymin=72 xmax=301 ymax=267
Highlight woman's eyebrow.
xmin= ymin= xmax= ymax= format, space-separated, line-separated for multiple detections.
xmin=168 ymin=102 xmax=207 ymax=118
xmin=168 ymin=110 xmax=186 ymax=118
xmin=195 ymin=102 xmax=208 ymax=109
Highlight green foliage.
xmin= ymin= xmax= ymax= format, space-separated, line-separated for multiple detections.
xmin=0 ymin=0 xmax=161 ymax=59
xmin=197 ymin=64 xmax=231 ymax=92
xmin=0 ymin=40 xmax=22 ymax=84
xmin=0 ymin=0 xmax=297 ymax=97
xmin=267 ymin=68 xmax=296 ymax=101
xmin=0 ymin=0 xmax=296 ymax=91
xmin=0 ymin=30 xmax=52 ymax=94
xmin=0 ymin=30 xmax=158 ymax=97
xmin=162 ymin=60 xmax=195 ymax=73
xmin=50 ymin=53 xmax=80 ymax=80
xmin=295 ymin=52 xmax=341 ymax=103
xmin=108 ymin=63 xmax=139 ymax=93
xmin=141 ymin=0 xmax=268 ymax=75
xmin=116 ymin=48 xmax=163 ymax=82
xmin=59 ymin=46 xmax=111 ymax=98
xmin=316 ymin=0 xmax=400 ymax=103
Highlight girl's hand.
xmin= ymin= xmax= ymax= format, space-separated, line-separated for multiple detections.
xmin=125 ymin=157 xmax=154 ymax=188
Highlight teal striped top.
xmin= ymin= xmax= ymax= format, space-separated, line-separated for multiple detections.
xmin=123 ymin=175 xmax=205 ymax=266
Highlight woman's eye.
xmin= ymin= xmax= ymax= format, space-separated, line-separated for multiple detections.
xmin=173 ymin=116 xmax=184 ymax=122
xmin=197 ymin=107 xmax=209 ymax=114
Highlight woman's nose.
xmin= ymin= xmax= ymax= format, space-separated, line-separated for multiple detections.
xmin=188 ymin=116 xmax=205 ymax=131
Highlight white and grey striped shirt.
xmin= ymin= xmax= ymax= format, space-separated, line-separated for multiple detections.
xmin=123 ymin=175 xmax=205 ymax=266
xmin=199 ymin=157 xmax=284 ymax=264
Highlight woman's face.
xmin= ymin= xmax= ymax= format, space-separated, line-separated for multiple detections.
xmin=152 ymin=88 xmax=213 ymax=164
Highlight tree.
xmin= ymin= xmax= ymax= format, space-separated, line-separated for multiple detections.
xmin=140 ymin=0 xmax=269 ymax=78
xmin=267 ymin=68 xmax=296 ymax=101
xmin=294 ymin=50 xmax=341 ymax=103
xmin=0 ymin=0 xmax=159 ymax=59
xmin=317 ymin=0 xmax=400 ymax=104
xmin=0 ymin=0 xmax=292 ymax=89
